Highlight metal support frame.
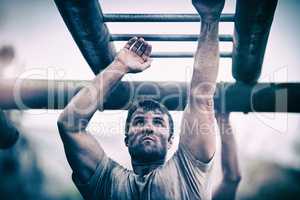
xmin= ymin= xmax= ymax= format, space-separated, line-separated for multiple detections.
xmin=0 ymin=79 xmax=299 ymax=113
xmin=54 ymin=1 xmax=235 ymax=76
xmin=50 ymin=2 xmax=286 ymax=114
xmin=103 ymin=13 xmax=235 ymax=22
xmin=54 ymin=1 xmax=278 ymax=83
xmin=54 ymin=0 xmax=116 ymax=75
xmin=0 ymin=110 xmax=19 ymax=149
xmin=232 ymin=0 xmax=278 ymax=83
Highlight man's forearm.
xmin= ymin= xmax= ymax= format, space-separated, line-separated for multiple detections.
xmin=213 ymin=115 xmax=241 ymax=200
xmin=191 ymin=20 xmax=219 ymax=97
xmin=218 ymin=116 xmax=241 ymax=182
xmin=58 ymin=60 xmax=127 ymax=132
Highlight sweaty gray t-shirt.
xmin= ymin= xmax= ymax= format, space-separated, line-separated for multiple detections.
xmin=72 ymin=143 xmax=213 ymax=200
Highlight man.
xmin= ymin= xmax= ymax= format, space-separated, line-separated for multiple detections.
xmin=0 ymin=46 xmax=20 ymax=149
xmin=0 ymin=45 xmax=15 ymax=68
xmin=213 ymin=113 xmax=241 ymax=200
xmin=0 ymin=45 xmax=24 ymax=78
xmin=0 ymin=109 xmax=19 ymax=149
xmin=57 ymin=0 xmax=225 ymax=199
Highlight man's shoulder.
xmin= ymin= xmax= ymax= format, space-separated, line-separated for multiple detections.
xmin=171 ymin=143 xmax=214 ymax=173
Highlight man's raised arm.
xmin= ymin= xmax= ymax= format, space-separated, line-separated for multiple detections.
xmin=180 ymin=0 xmax=225 ymax=163
xmin=57 ymin=37 xmax=152 ymax=183
xmin=213 ymin=113 xmax=241 ymax=200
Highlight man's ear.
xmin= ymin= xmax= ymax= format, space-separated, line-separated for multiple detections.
xmin=124 ymin=134 xmax=129 ymax=147
xmin=167 ymin=135 xmax=174 ymax=150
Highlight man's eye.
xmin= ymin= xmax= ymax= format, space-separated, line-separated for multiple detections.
xmin=134 ymin=119 xmax=144 ymax=126
xmin=153 ymin=120 xmax=163 ymax=127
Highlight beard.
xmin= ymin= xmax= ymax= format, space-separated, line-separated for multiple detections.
xmin=128 ymin=133 xmax=168 ymax=163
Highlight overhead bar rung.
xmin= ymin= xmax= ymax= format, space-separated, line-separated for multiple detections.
xmin=111 ymin=34 xmax=233 ymax=42
xmin=104 ymin=13 xmax=235 ymax=22
xmin=151 ymin=52 xmax=232 ymax=58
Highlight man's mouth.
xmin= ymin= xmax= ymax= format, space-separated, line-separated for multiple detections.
xmin=142 ymin=136 xmax=156 ymax=142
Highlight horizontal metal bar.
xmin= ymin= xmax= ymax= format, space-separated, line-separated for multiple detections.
xmin=151 ymin=52 xmax=232 ymax=58
xmin=111 ymin=34 xmax=233 ymax=42
xmin=1 ymin=79 xmax=299 ymax=112
xmin=104 ymin=13 xmax=235 ymax=22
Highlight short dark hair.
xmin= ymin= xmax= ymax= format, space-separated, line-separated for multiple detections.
xmin=125 ymin=99 xmax=174 ymax=138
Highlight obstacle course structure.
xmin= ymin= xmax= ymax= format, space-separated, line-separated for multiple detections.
xmin=2 ymin=0 xmax=299 ymax=148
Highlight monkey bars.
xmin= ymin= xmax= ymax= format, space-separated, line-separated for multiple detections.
xmin=54 ymin=0 xmax=278 ymax=84
xmin=0 ymin=1 xmax=282 ymax=149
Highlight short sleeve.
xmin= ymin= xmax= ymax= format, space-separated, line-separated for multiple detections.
xmin=176 ymin=143 xmax=214 ymax=172
xmin=169 ymin=143 xmax=214 ymax=199
xmin=72 ymin=155 xmax=117 ymax=200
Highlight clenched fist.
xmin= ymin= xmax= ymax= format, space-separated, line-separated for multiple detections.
xmin=192 ymin=0 xmax=225 ymax=22
xmin=115 ymin=37 xmax=152 ymax=74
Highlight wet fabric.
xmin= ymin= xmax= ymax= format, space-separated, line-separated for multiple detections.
xmin=72 ymin=143 xmax=214 ymax=200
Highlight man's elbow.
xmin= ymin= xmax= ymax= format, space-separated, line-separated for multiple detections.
xmin=188 ymin=95 xmax=214 ymax=113
xmin=57 ymin=119 xmax=68 ymax=135
xmin=224 ymin=173 xmax=242 ymax=184
xmin=190 ymin=81 xmax=216 ymax=99
xmin=57 ymin=111 xmax=75 ymax=134
xmin=57 ymin=111 xmax=87 ymax=134
xmin=57 ymin=110 xmax=68 ymax=128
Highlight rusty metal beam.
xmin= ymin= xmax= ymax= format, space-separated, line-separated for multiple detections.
xmin=0 ymin=110 xmax=19 ymax=149
xmin=232 ymin=0 xmax=278 ymax=83
xmin=0 ymin=79 xmax=299 ymax=113
xmin=54 ymin=0 xmax=116 ymax=75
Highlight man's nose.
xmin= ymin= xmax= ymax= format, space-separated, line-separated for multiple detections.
xmin=143 ymin=122 xmax=154 ymax=133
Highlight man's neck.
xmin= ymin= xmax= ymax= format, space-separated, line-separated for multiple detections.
xmin=131 ymin=159 xmax=165 ymax=176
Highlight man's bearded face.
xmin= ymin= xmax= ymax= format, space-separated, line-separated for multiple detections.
xmin=125 ymin=108 xmax=172 ymax=163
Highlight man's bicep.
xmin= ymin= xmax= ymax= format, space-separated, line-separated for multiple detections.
xmin=179 ymin=99 xmax=216 ymax=163
xmin=57 ymin=123 xmax=105 ymax=183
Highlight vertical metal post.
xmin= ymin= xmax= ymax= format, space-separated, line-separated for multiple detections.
xmin=232 ymin=0 xmax=278 ymax=83
xmin=54 ymin=0 xmax=116 ymax=75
